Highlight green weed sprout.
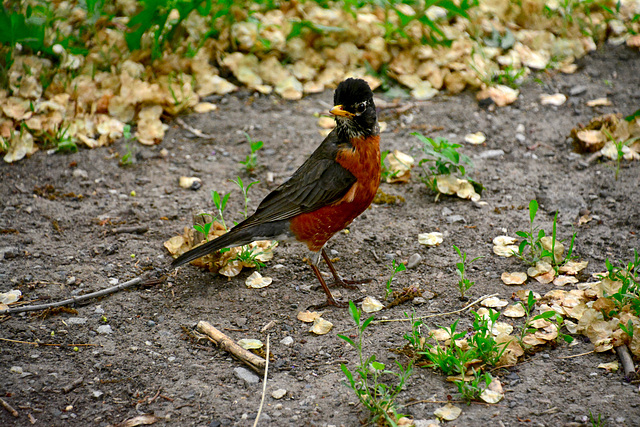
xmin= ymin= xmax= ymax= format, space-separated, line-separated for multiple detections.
xmin=385 ymin=259 xmax=406 ymax=299
xmin=230 ymin=176 xmax=260 ymax=219
xmin=453 ymin=245 xmax=482 ymax=299
xmin=514 ymin=200 xmax=577 ymax=271
xmin=454 ymin=370 xmax=493 ymax=404
xmin=516 ymin=291 xmax=573 ymax=350
xmin=119 ymin=124 xmax=134 ymax=166
xmin=338 ymin=301 xmax=412 ymax=427
xmin=211 ymin=189 xmax=230 ymax=231
xmin=602 ymin=129 xmax=640 ymax=181
xmin=241 ymin=132 xmax=264 ymax=174
xmin=469 ymin=309 xmax=508 ymax=366
xmin=603 ymin=249 xmax=640 ymax=318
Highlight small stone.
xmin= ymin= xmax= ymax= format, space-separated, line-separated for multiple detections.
xmin=280 ymin=336 xmax=294 ymax=346
xmin=108 ymin=278 xmax=118 ymax=285
xmin=72 ymin=169 xmax=88 ymax=179
xmin=10 ymin=366 xmax=23 ymax=374
xmin=91 ymin=390 xmax=103 ymax=399
xmin=66 ymin=317 xmax=88 ymax=325
xmin=412 ymin=297 xmax=427 ymax=305
xmin=515 ymin=133 xmax=526 ymax=143
xmin=446 ymin=214 xmax=465 ymax=224
xmin=407 ymin=253 xmax=422 ymax=269
xmin=66 ymin=276 xmax=76 ymax=285
xmin=475 ymin=149 xmax=505 ymax=159
xmin=234 ymin=367 xmax=260 ymax=384
xmin=233 ymin=317 xmax=248 ymax=327
xmin=569 ymin=85 xmax=587 ymax=96
xmin=271 ymin=388 xmax=287 ymax=399
xmin=96 ymin=325 xmax=113 ymax=334
xmin=94 ymin=306 xmax=105 ymax=315
xmin=147 ymin=320 xmax=156 ymax=327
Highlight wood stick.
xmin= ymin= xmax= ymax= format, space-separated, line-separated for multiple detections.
xmin=63 ymin=377 xmax=84 ymax=394
xmin=0 ymin=276 xmax=145 ymax=315
xmin=196 ymin=321 xmax=266 ymax=373
xmin=253 ymin=335 xmax=270 ymax=427
xmin=0 ymin=397 xmax=18 ymax=418
xmin=615 ymin=345 xmax=637 ymax=381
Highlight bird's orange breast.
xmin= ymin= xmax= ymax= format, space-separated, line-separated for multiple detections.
xmin=289 ymin=135 xmax=381 ymax=251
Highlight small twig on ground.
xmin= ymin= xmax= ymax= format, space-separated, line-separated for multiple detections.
xmin=196 ymin=321 xmax=266 ymax=373
xmin=557 ymin=350 xmax=595 ymax=360
xmin=63 ymin=377 xmax=84 ymax=394
xmin=176 ymin=117 xmax=216 ymax=140
xmin=615 ymin=345 xmax=637 ymax=381
xmin=371 ymin=293 xmax=498 ymax=325
xmin=148 ymin=388 xmax=162 ymax=404
xmin=0 ymin=273 xmax=162 ymax=315
xmin=253 ymin=334 xmax=270 ymax=427
xmin=110 ymin=225 xmax=148 ymax=235
xmin=0 ymin=397 xmax=19 ymax=418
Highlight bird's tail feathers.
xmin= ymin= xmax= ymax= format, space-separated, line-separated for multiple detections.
xmin=171 ymin=228 xmax=255 ymax=268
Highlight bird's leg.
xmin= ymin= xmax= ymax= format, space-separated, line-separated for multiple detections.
xmin=308 ymin=263 xmax=346 ymax=309
xmin=321 ymin=248 xmax=373 ymax=289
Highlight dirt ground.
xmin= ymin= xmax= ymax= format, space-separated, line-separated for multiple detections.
xmin=1 ymin=45 xmax=639 ymax=427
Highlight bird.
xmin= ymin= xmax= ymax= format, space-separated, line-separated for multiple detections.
xmin=171 ymin=78 xmax=381 ymax=308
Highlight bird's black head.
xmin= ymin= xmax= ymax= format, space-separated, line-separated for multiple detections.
xmin=331 ymin=78 xmax=378 ymax=139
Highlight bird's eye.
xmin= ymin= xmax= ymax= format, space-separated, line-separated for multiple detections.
xmin=355 ymin=101 xmax=367 ymax=115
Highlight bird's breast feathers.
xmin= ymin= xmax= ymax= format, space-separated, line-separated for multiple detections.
xmin=334 ymin=134 xmax=381 ymax=206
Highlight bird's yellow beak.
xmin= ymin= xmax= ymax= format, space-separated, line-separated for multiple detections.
xmin=330 ymin=105 xmax=355 ymax=118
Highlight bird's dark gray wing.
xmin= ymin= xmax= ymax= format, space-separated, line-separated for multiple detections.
xmin=235 ymin=129 xmax=356 ymax=230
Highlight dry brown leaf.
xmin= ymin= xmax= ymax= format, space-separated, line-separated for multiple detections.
xmin=501 ymin=272 xmax=527 ymax=285
xmin=297 ymin=311 xmax=322 ymax=323
xmin=434 ymin=403 xmax=462 ymax=421
xmin=309 ymin=317 xmax=333 ymax=335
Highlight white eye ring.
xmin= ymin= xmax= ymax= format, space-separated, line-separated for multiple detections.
xmin=355 ymin=101 xmax=367 ymax=115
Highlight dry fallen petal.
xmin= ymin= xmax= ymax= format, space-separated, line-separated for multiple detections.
xmin=116 ymin=414 xmax=160 ymax=427
xmin=501 ymin=272 xmax=527 ymax=285
xmin=0 ymin=289 xmax=22 ymax=304
xmin=431 ymin=328 xmax=451 ymax=341
xmin=464 ymin=132 xmax=486 ymax=145
xmin=553 ymin=275 xmax=579 ymax=287
xmin=558 ymin=260 xmax=589 ymax=275
xmin=361 ymin=296 xmax=384 ymax=313
xmin=297 ymin=311 xmax=322 ymax=323
xmin=418 ymin=232 xmax=443 ymax=246
xmin=597 ymin=361 xmax=619 ymax=372
xmin=434 ymin=403 xmax=462 ymax=421
xmin=480 ymin=388 xmax=503 ymax=404
xmin=237 ymin=339 xmax=263 ymax=350
xmin=587 ymin=98 xmax=612 ymax=107
xmin=386 ymin=150 xmax=414 ymax=183
xmin=493 ymin=236 xmax=517 ymax=246
xmin=309 ymin=317 xmax=333 ymax=335
xmin=317 ymin=116 xmax=336 ymax=129
xmin=515 ymin=289 xmax=541 ymax=301
xmin=179 ymin=177 xmax=202 ymax=189
xmin=493 ymin=244 xmax=519 ymax=257
xmin=481 ymin=297 xmax=509 ymax=308
xmin=540 ymin=93 xmax=567 ymax=106
xmin=193 ymin=102 xmax=218 ymax=113
xmin=245 ymin=271 xmax=272 ymax=289
xmin=522 ymin=333 xmax=547 ymax=346
xmin=477 ymin=85 xmax=519 ymax=107
xmin=503 ymin=304 xmax=526 ymax=318
xmin=492 ymin=322 xmax=514 ymax=336
xmin=534 ymin=270 xmax=556 ymax=284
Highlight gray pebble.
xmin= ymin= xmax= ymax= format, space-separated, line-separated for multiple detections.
xmin=67 ymin=317 xmax=88 ymax=325
xmin=280 ymin=336 xmax=294 ymax=346
xmin=147 ymin=320 xmax=156 ymax=327
xmin=233 ymin=317 xmax=248 ymax=327
xmin=569 ymin=85 xmax=587 ymax=96
xmin=72 ymin=169 xmax=88 ymax=179
xmin=515 ymin=133 xmax=526 ymax=143
xmin=96 ymin=325 xmax=113 ymax=334
xmin=446 ymin=215 xmax=466 ymax=224
xmin=234 ymin=367 xmax=260 ymax=384
xmin=475 ymin=149 xmax=505 ymax=159
xmin=407 ymin=253 xmax=422 ymax=269
xmin=412 ymin=297 xmax=427 ymax=305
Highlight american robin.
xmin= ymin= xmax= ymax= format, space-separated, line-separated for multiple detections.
xmin=171 ymin=78 xmax=381 ymax=307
